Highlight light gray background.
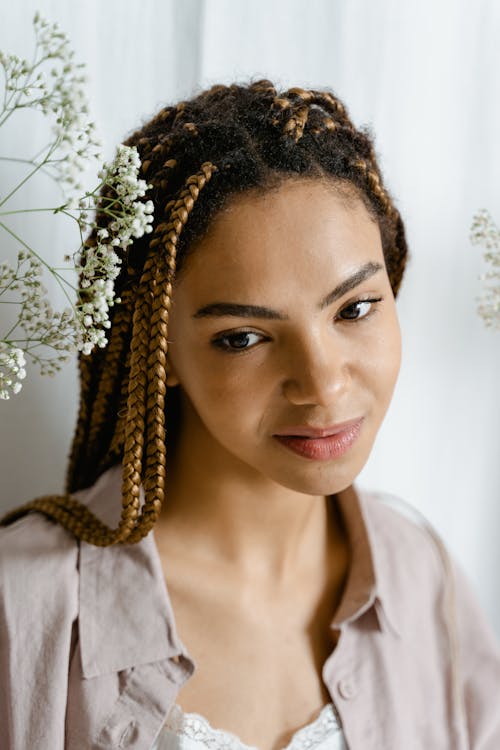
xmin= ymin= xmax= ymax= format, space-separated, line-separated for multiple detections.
xmin=1 ymin=0 xmax=499 ymax=636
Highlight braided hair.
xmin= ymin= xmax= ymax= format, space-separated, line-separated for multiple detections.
xmin=0 ymin=79 xmax=409 ymax=545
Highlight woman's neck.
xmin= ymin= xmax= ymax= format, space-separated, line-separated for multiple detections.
xmin=155 ymin=423 xmax=348 ymax=590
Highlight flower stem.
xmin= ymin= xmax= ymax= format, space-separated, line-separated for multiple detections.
xmin=0 ymin=206 xmax=75 ymax=216
xmin=0 ymin=138 xmax=60 ymax=208
xmin=0 ymin=221 xmax=78 ymax=306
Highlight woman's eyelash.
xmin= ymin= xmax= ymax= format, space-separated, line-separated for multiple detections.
xmin=211 ymin=296 xmax=384 ymax=353
xmin=339 ymin=296 xmax=383 ymax=321
xmin=211 ymin=330 xmax=266 ymax=353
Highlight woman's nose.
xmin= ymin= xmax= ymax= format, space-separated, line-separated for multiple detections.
xmin=281 ymin=336 xmax=351 ymax=407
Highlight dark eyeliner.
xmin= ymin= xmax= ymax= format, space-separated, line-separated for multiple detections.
xmin=338 ymin=296 xmax=383 ymax=322
xmin=211 ymin=296 xmax=384 ymax=353
xmin=211 ymin=330 xmax=266 ymax=353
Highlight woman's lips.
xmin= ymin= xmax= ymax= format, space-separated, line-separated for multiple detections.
xmin=273 ymin=417 xmax=364 ymax=461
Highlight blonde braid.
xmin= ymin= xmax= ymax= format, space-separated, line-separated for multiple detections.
xmin=270 ymin=86 xmax=351 ymax=143
xmin=0 ymin=165 xmax=217 ymax=546
xmin=248 ymin=79 xmax=277 ymax=96
xmin=282 ymin=103 xmax=310 ymax=143
xmin=94 ymin=153 xmax=179 ymax=481
xmin=0 ymin=494 xmax=112 ymax=537
xmin=351 ymin=157 xmax=397 ymax=218
xmin=124 ymin=162 xmax=217 ymax=544
xmin=350 ymin=156 xmax=407 ymax=294
xmin=65 ymin=343 xmax=94 ymax=491
xmin=104 ymin=348 xmax=132 ymax=470
xmin=83 ymin=282 xmax=135 ymax=469
xmin=64 ymin=120 xmax=181 ymax=492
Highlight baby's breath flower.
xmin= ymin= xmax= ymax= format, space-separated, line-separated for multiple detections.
xmin=0 ymin=13 xmax=101 ymax=192
xmin=470 ymin=209 xmax=500 ymax=329
xmin=0 ymin=344 xmax=27 ymax=400
xmin=0 ymin=13 xmax=153 ymax=399
xmin=0 ymin=17 xmax=154 ymax=398
xmin=67 ymin=144 xmax=154 ymax=355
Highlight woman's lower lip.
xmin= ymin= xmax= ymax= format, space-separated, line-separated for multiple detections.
xmin=273 ymin=419 xmax=363 ymax=461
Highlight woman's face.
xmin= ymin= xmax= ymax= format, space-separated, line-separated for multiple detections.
xmin=165 ymin=178 xmax=402 ymax=496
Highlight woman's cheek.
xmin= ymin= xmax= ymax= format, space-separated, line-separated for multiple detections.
xmin=186 ymin=359 xmax=249 ymax=417
xmin=370 ymin=322 xmax=402 ymax=403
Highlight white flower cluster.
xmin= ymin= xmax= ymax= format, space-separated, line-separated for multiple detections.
xmin=71 ymin=144 xmax=154 ymax=356
xmin=0 ymin=16 xmax=155 ymax=398
xmin=470 ymin=209 xmax=500 ymax=329
xmin=0 ymin=12 xmax=101 ymax=191
xmin=0 ymin=251 xmax=74 ymax=375
xmin=0 ymin=344 xmax=26 ymax=400
xmin=96 ymin=144 xmax=154 ymax=242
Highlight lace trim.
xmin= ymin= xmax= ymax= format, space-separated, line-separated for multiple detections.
xmin=163 ymin=701 xmax=343 ymax=750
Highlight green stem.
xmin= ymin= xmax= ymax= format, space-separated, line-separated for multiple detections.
xmin=0 ymin=280 xmax=20 ymax=301
xmin=0 ymin=206 xmax=77 ymax=217
xmin=0 ymin=221 xmax=78 ymax=306
xmin=0 ymin=155 xmax=61 ymax=185
xmin=0 ymin=84 xmax=20 ymax=127
xmin=30 ymin=141 xmax=56 ymax=163
xmin=7 ymin=41 xmax=41 ymax=118
xmin=0 ymin=273 xmax=26 ymax=297
xmin=2 ymin=316 xmax=22 ymax=341
xmin=2 ymin=339 xmax=70 ymax=346
xmin=0 ymin=156 xmax=37 ymax=165
xmin=0 ymin=139 xmax=60 ymax=208
xmin=0 ymin=39 xmax=43 ymax=124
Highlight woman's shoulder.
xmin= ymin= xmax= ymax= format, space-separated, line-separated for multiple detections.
xmin=0 ymin=508 xmax=79 ymax=561
xmin=359 ymin=485 xmax=447 ymax=554
xmin=0 ymin=481 xmax=96 ymax=611
xmin=355 ymin=485 xmax=454 ymax=593
xmin=0 ymin=510 xmax=79 ymax=603
xmin=0 ymin=513 xmax=80 ymax=672
xmin=0 ymin=506 xmax=82 ymax=748
xmin=0 ymin=464 xmax=123 ymax=561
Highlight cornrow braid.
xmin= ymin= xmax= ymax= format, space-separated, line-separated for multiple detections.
xmin=349 ymin=155 xmax=406 ymax=294
xmin=0 ymin=78 xmax=409 ymax=544
xmin=351 ymin=157 xmax=394 ymax=215
xmin=270 ymin=86 xmax=352 ymax=142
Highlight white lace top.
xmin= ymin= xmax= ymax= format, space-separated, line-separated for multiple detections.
xmin=151 ymin=701 xmax=347 ymax=750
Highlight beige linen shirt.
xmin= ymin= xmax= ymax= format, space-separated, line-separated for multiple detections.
xmin=1 ymin=464 xmax=499 ymax=749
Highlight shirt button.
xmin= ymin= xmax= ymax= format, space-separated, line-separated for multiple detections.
xmin=337 ymin=677 xmax=357 ymax=700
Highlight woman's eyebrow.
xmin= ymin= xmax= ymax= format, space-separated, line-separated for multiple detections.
xmin=192 ymin=261 xmax=384 ymax=320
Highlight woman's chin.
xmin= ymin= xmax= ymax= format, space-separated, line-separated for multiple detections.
xmin=260 ymin=460 xmax=360 ymax=498
xmin=258 ymin=428 xmax=374 ymax=496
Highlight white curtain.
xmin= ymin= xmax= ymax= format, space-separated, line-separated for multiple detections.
xmin=1 ymin=0 xmax=499 ymax=636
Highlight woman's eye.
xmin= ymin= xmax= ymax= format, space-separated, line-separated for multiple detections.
xmin=338 ymin=297 xmax=382 ymax=321
xmin=211 ymin=297 xmax=383 ymax=353
xmin=212 ymin=331 xmax=264 ymax=352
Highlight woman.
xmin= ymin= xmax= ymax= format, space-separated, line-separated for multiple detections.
xmin=1 ymin=79 xmax=499 ymax=750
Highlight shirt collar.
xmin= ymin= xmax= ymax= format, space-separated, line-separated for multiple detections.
xmin=75 ymin=465 xmax=193 ymax=679
xmin=333 ymin=483 xmax=401 ymax=638
xmin=75 ymin=466 xmax=400 ymax=679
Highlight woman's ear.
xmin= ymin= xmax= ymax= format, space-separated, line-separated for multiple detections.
xmin=165 ymin=355 xmax=180 ymax=387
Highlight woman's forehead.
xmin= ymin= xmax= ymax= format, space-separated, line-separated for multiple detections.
xmin=174 ymin=180 xmax=384 ymax=298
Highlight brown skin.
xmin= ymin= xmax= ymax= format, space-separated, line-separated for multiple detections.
xmin=153 ymin=179 xmax=402 ymax=750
